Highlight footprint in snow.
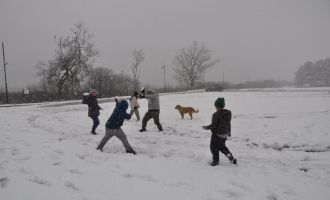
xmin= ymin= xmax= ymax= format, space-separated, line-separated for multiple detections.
xmin=28 ymin=176 xmax=51 ymax=186
xmin=53 ymin=162 xmax=62 ymax=166
xmin=163 ymin=126 xmax=177 ymax=134
xmin=122 ymin=173 xmax=157 ymax=183
xmin=0 ymin=177 xmax=9 ymax=188
xmin=57 ymin=137 xmax=66 ymax=142
xmin=65 ymin=181 xmax=79 ymax=191
xmin=222 ymin=189 xmax=241 ymax=198
xmin=161 ymin=150 xmax=175 ymax=158
xmin=66 ymin=169 xmax=84 ymax=175
xmin=53 ymin=149 xmax=64 ymax=154
xmin=10 ymin=148 xmax=20 ymax=156
xmin=299 ymin=167 xmax=309 ymax=172
xmin=266 ymin=191 xmax=278 ymax=200
xmin=229 ymin=181 xmax=252 ymax=191
xmin=138 ymin=175 xmax=157 ymax=182
xmin=123 ymin=173 xmax=134 ymax=178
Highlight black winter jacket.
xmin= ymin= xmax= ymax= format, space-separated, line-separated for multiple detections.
xmin=205 ymin=109 xmax=231 ymax=136
xmin=87 ymin=95 xmax=101 ymax=117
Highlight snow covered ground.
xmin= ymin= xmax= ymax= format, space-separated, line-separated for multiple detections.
xmin=1 ymin=89 xmax=330 ymax=200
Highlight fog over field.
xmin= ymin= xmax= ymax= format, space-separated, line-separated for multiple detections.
xmin=1 ymin=0 xmax=330 ymax=89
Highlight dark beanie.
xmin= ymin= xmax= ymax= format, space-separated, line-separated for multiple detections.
xmin=214 ymin=97 xmax=225 ymax=108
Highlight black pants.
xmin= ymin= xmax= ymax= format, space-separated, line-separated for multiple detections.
xmin=141 ymin=110 xmax=163 ymax=131
xmin=90 ymin=115 xmax=100 ymax=133
xmin=210 ymin=134 xmax=234 ymax=162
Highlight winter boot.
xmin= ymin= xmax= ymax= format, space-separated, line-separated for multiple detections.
xmin=139 ymin=129 xmax=146 ymax=132
xmin=231 ymin=158 xmax=237 ymax=165
xmin=210 ymin=160 xmax=219 ymax=166
xmin=226 ymin=153 xmax=237 ymax=164
xmin=96 ymin=146 xmax=103 ymax=152
xmin=126 ymin=149 xmax=136 ymax=155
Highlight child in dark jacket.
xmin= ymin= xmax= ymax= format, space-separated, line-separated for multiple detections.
xmin=97 ymin=99 xmax=136 ymax=154
xmin=87 ymin=89 xmax=102 ymax=135
xmin=203 ymin=97 xmax=237 ymax=166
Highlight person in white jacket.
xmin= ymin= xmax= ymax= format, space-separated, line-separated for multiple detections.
xmin=129 ymin=91 xmax=140 ymax=121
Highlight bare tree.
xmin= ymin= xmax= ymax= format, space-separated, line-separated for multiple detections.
xmin=131 ymin=49 xmax=145 ymax=91
xmin=87 ymin=67 xmax=115 ymax=97
xmin=36 ymin=60 xmax=61 ymax=99
xmin=37 ymin=22 xmax=98 ymax=99
xmin=173 ymin=42 xmax=219 ymax=89
xmin=114 ymin=70 xmax=134 ymax=96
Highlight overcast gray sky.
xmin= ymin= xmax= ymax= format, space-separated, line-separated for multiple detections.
xmin=1 ymin=0 xmax=330 ymax=90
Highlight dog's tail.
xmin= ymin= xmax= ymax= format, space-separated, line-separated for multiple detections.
xmin=194 ymin=108 xmax=199 ymax=113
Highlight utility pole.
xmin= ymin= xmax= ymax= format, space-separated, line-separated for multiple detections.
xmin=222 ymin=71 xmax=225 ymax=86
xmin=2 ymin=42 xmax=9 ymax=104
xmin=161 ymin=64 xmax=166 ymax=90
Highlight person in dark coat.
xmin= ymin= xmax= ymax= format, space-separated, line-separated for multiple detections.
xmin=97 ymin=99 xmax=136 ymax=154
xmin=203 ymin=97 xmax=237 ymax=166
xmin=139 ymin=88 xmax=163 ymax=132
xmin=86 ymin=89 xmax=102 ymax=135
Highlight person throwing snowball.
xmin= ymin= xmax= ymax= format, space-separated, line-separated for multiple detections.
xmin=203 ymin=97 xmax=237 ymax=166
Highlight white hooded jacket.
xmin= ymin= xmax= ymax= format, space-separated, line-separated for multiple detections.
xmin=130 ymin=96 xmax=140 ymax=110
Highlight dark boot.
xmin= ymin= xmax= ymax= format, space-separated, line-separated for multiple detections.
xmin=96 ymin=146 xmax=103 ymax=152
xmin=126 ymin=149 xmax=136 ymax=155
xmin=210 ymin=160 xmax=219 ymax=166
xmin=226 ymin=153 xmax=237 ymax=165
xmin=231 ymin=158 xmax=237 ymax=165
xmin=139 ymin=129 xmax=146 ymax=132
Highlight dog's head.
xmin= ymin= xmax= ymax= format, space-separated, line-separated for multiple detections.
xmin=175 ymin=105 xmax=181 ymax=109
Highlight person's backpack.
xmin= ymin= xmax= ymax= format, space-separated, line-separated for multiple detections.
xmin=82 ymin=93 xmax=89 ymax=104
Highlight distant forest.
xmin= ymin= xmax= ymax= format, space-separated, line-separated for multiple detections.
xmin=295 ymin=57 xmax=330 ymax=87
xmin=0 ymin=22 xmax=329 ymax=104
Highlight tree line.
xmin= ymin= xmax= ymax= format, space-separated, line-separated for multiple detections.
xmin=294 ymin=57 xmax=330 ymax=87
xmin=27 ymin=22 xmax=218 ymax=102
xmin=5 ymin=22 xmax=319 ymax=104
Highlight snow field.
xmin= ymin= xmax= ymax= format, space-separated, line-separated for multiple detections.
xmin=1 ymin=90 xmax=330 ymax=200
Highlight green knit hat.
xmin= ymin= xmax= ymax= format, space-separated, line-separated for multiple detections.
xmin=214 ymin=97 xmax=225 ymax=108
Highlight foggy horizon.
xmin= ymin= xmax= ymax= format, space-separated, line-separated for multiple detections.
xmin=1 ymin=0 xmax=330 ymax=90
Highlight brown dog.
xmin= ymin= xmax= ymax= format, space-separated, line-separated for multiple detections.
xmin=175 ymin=105 xmax=199 ymax=120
